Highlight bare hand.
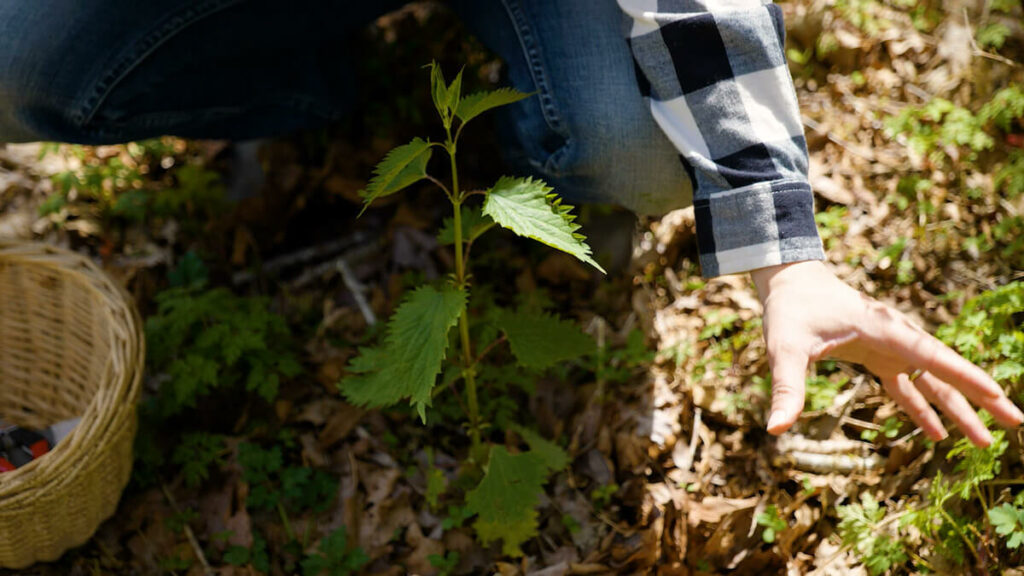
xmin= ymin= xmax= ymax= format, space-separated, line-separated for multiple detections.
xmin=750 ymin=260 xmax=1023 ymax=447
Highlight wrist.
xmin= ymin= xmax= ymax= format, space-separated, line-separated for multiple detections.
xmin=750 ymin=260 xmax=827 ymax=301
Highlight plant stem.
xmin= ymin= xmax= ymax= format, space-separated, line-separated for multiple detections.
xmin=277 ymin=501 xmax=296 ymax=543
xmin=447 ymin=137 xmax=482 ymax=455
xmin=974 ymin=483 xmax=990 ymax=515
xmin=938 ymin=508 xmax=981 ymax=565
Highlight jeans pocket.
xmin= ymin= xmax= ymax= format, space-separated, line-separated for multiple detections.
xmin=498 ymin=0 xmax=574 ymax=177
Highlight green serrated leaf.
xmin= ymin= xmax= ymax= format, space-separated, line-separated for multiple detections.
xmin=483 ymin=176 xmax=605 ymax=273
xmin=497 ymin=308 xmax=596 ymax=369
xmin=430 ymin=61 xmax=449 ymax=123
xmin=455 ymin=88 xmax=531 ymax=125
xmin=512 ymin=426 xmax=569 ymax=472
xmin=340 ymin=286 xmax=466 ymax=420
xmin=437 ymin=205 xmax=495 ymax=245
xmin=465 ymin=446 xmax=548 ymax=556
xmin=446 ymin=68 xmax=464 ymax=121
xmin=360 ymin=138 xmax=432 ymax=211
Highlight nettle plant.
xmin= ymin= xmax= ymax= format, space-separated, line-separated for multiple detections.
xmin=339 ymin=63 xmax=602 ymax=555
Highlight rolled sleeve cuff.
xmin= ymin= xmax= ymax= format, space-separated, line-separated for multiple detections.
xmin=695 ymin=180 xmax=824 ymax=278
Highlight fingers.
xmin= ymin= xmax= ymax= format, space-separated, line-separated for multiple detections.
xmin=767 ymin=348 xmax=809 ymax=435
xmin=865 ymin=307 xmax=1004 ymax=401
xmin=882 ymin=373 xmax=947 ymax=442
xmin=931 ymin=368 xmax=1024 ymax=429
xmin=913 ymin=371 xmax=993 ymax=447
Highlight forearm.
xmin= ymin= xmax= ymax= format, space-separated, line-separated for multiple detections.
xmin=618 ymin=0 xmax=824 ymax=277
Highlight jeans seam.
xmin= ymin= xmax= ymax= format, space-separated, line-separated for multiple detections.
xmin=86 ymin=95 xmax=340 ymax=135
xmin=74 ymin=0 xmax=246 ymax=127
xmin=500 ymin=0 xmax=572 ymax=175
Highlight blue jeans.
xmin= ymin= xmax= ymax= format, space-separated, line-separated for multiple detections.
xmin=0 ymin=0 xmax=691 ymax=214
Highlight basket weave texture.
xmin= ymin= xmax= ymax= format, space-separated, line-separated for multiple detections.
xmin=0 ymin=241 xmax=143 ymax=568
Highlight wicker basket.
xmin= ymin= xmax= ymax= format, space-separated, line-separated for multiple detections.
xmin=0 ymin=241 xmax=144 ymax=568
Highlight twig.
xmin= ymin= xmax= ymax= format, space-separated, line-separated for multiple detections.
xmin=775 ymin=433 xmax=874 ymax=455
xmin=289 ymin=241 xmax=380 ymax=289
xmin=337 ymin=257 xmax=377 ymax=326
xmin=678 ymin=407 xmax=703 ymax=473
xmin=772 ymin=433 xmax=885 ymax=473
xmin=963 ymin=7 xmax=1020 ymax=67
xmin=160 ymin=484 xmax=214 ymax=576
xmin=887 ymin=427 xmax=922 ymax=448
xmin=841 ymin=416 xmax=881 ymax=431
xmin=802 ymin=116 xmax=882 ymax=163
xmin=347 ymin=450 xmax=362 ymax=552
xmin=231 ymin=233 xmax=369 ymax=285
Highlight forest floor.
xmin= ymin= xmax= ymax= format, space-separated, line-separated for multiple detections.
xmin=1 ymin=1 xmax=1023 ymax=575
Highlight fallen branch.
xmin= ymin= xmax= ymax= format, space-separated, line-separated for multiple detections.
xmin=161 ymin=484 xmax=214 ymax=576
xmin=232 ymin=232 xmax=370 ymax=285
xmin=772 ymin=433 xmax=885 ymax=473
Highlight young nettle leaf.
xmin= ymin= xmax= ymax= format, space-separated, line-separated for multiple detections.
xmin=360 ymin=137 xmax=433 ymax=212
xmin=428 ymin=61 xmax=463 ymax=128
xmin=497 ymin=309 xmax=596 ymax=369
xmin=483 ymin=176 xmax=605 ymax=273
xmin=437 ymin=205 xmax=495 ymax=245
xmin=341 ymin=286 xmax=467 ymax=421
xmin=455 ymin=88 xmax=531 ymax=125
xmin=465 ymin=446 xmax=550 ymax=556
xmin=446 ymin=68 xmax=464 ymax=121
xmin=430 ymin=61 xmax=449 ymax=124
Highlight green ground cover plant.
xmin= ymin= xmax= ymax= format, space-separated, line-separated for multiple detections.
xmin=836 ymin=282 xmax=1024 ymax=573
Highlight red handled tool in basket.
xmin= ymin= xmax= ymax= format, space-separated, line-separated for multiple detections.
xmin=0 ymin=424 xmax=52 ymax=472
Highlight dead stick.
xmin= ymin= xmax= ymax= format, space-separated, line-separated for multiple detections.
xmin=161 ymin=484 xmax=214 ymax=576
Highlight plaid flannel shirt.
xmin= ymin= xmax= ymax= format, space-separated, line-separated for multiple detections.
xmin=617 ymin=0 xmax=825 ymax=277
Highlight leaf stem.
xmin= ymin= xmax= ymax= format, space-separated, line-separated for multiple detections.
xmin=426 ymin=174 xmax=453 ymax=201
xmin=974 ymin=483 xmax=990 ymax=516
xmin=474 ymin=335 xmax=508 ymax=367
xmin=447 ymin=135 xmax=482 ymax=454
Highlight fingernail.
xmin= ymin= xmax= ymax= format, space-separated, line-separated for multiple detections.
xmin=977 ymin=430 xmax=994 ymax=448
xmin=767 ymin=410 xmax=785 ymax=432
xmin=997 ymin=397 xmax=1024 ymax=424
xmin=1010 ymin=403 xmax=1024 ymax=425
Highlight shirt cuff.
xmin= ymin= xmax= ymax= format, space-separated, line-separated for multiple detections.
xmin=694 ymin=179 xmax=825 ymax=278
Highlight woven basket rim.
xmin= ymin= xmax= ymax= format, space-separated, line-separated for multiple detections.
xmin=0 ymin=241 xmax=143 ymax=500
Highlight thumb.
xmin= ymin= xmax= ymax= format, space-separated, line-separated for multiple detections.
xmin=766 ymin=347 xmax=809 ymax=435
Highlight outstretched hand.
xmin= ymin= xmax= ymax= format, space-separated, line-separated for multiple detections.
xmin=750 ymin=260 xmax=1023 ymax=447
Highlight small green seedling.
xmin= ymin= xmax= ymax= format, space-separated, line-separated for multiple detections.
xmin=756 ymin=505 xmax=787 ymax=544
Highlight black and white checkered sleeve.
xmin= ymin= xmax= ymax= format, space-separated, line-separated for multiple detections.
xmin=618 ymin=0 xmax=825 ymax=278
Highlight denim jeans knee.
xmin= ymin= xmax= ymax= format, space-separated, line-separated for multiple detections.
xmin=454 ymin=0 xmax=694 ymax=215
xmin=0 ymin=0 xmax=401 ymax=144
